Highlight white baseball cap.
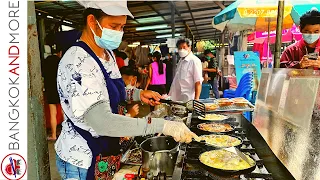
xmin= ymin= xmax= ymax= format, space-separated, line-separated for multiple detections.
xmin=77 ymin=1 xmax=134 ymax=18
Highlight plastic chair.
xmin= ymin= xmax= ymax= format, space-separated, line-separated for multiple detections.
xmin=223 ymin=73 xmax=253 ymax=98
xmin=200 ymin=83 xmax=212 ymax=99
xmin=224 ymin=73 xmax=253 ymax=97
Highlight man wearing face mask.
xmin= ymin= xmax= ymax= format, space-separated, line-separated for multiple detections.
xmin=169 ymin=38 xmax=203 ymax=101
xmin=280 ymin=8 xmax=320 ymax=69
xmin=55 ymin=2 xmax=198 ymax=180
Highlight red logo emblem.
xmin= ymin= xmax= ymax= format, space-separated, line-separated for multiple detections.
xmin=1 ymin=153 xmax=27 ymax=180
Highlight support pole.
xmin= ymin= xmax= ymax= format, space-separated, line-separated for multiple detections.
xmin=185 ymin=23 xmax=189 ymax=39
xmin=171 ymin=3 xmax=177 ymax=77
xmin=171 ymin=4 xmax=175 ymax=39
xmin=192 ymin=35 xmax=195 ymax=51
xmin=38 ymin=18 xmax=46 ymax=61
xmin=221 ymin=30 xmax=226 ymax=90
xmin=267 ymin=18 xmax=271 ymax=68
xmin=28 ymin=1 xmax=51 ymax=180
xmin=274 ymin=0 xmax=285 ymax=68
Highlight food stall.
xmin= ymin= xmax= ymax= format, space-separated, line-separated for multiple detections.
xmin=114 ymin=93 xmax=302 ymax=179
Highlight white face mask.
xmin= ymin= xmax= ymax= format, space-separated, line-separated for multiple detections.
xmin=90 ymin=20 xmax=124 ymax=50
xmin=126 ymin=78 xmax=136 ymax=90
xmin=302 ymin=33 xmax=320 ymax=44
xmin=178 ymin=49 xmax=189 ymax=58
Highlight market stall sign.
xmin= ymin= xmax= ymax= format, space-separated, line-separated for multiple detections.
xmin=238 ymin=6 xmax=292 ymax=18
xmin=234 ymin=51 xmax=262 ymax=91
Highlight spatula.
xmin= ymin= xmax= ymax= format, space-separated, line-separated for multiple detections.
xmin=234 ymin=147 xmax=254 ymax=166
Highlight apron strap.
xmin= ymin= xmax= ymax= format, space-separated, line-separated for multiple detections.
xmin=73 ymin=41 xmax=125 ymax=113
xmin=74 ymin=41 xmax=112 ymax=81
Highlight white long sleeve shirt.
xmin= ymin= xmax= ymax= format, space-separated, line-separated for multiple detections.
xmin=169 ymin=52 xmax=203 ymax=102
xmin=55 ymin=46 xmax=163 ymax=169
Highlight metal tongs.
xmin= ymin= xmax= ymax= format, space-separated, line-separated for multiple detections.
xmin=159 ymin=99 xmax=206 ymax=118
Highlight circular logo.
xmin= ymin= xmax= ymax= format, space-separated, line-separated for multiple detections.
xmin=1 ymin=153 xmax=27 ymax=180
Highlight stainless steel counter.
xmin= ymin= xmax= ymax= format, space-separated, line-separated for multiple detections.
xmin=253 ymin=68 xmax=320 ymax=180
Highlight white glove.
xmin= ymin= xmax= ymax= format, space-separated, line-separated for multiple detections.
xmin=162 ymin=120 xmax=198 ymax=143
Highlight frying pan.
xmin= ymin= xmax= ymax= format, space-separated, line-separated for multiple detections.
xmin=193 ymin=134 xmax=243 ymax=149
xmin=196 ymin=123 xmax=235 ymax=135
xmin=198 ymin=149 xmax=257 ymax=176
xmin=197 ymin=113 xmax=229 ymax=123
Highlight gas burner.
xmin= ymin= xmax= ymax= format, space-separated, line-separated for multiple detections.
xmin=179 ymin=117 xmax=274 ymax=180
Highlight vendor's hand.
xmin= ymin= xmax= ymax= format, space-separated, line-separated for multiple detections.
xmin=128 ymin=104 xmax=139 ymax=117
xmin=140 ymin=90 xmax=161 ymax=106
xmin=300 ymin=55 xmax=314 ymax=68
xmin=162 ymin=120 xmax=198 ymax=143
xmin=312 ymin=56 xmax=320 ymax=68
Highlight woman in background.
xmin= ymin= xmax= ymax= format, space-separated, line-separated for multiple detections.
xmin=145 ymin=51 xmax=166 ymax=95
xmin=43 ymin=46 xmax=62 ymax=141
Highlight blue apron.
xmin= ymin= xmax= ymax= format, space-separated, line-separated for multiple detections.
xmin=66 ymin=41 xmax=126 ymax=180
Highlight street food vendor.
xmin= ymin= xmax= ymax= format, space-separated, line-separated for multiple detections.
xmin=55 ymin=1 xmax=197 ymax=180
xmin=280 ymin=8 xmax=320 ymax=69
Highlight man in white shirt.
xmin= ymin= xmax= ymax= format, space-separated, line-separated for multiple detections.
xmin=169 ymin=38 xmax=203 ymax=102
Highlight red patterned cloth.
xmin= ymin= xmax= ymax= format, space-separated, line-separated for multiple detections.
xmin=94 ymin=154 xmax=121 ymax=180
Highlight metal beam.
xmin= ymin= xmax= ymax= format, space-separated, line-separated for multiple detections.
xmin=129 ymin=21 xmax=213 ymax=32
xmin=128 ymin=1 xmax=166 ymax=8
xmin=52 ymin=1 xmax=83 ymax=15
xmin=198 ymin=35 xmax=221 ymax=38
xmin=169 ymin=1 xmax=181 ymax=16
xmin=198 ymin=32 xmax=221 ymax=37
xmin=125 ymin=15 xmax=216 ymax=28
xmin=124 ymin=22 xmax=217 ymax=37
xmin=144 ymin=38 xmax=167 ymax=42
xmin=199 ymin=34 xmax=221 ymax=38
xmin=34 ymin=1 xmax=53 ymax=5
xmin=35 ymin=9 xmax=80 ymax=27
xmin=126 ymin=26 xmax=218 ymax=35
xmin=124 ymin=27 xmax=214 ymax=39
xmin=132 ymin=6 xmax=221 ymax=20
xmin=124 ymin=24 xmax=220 ymax=39
xmin=198 ymin=35 xmax=221 ymax=39
xmin=186 ymin=1 xmax=200 ymax=40
xmin=145 ymin=1 xmax=170 ymax=24
xmin=123 ymin=32 xmax=186 ymax=40
xmin=214 ymin=1 xmax=226 ymax=9
xmin=131 ymin=28 xmax=218 ymax=37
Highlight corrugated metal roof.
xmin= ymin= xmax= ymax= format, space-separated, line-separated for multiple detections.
xmin=35 ymin=0 xmax=235 ymax=44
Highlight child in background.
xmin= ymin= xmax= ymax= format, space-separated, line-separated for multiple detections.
xmin=119 ymin=66 xmax=141 ymax=117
